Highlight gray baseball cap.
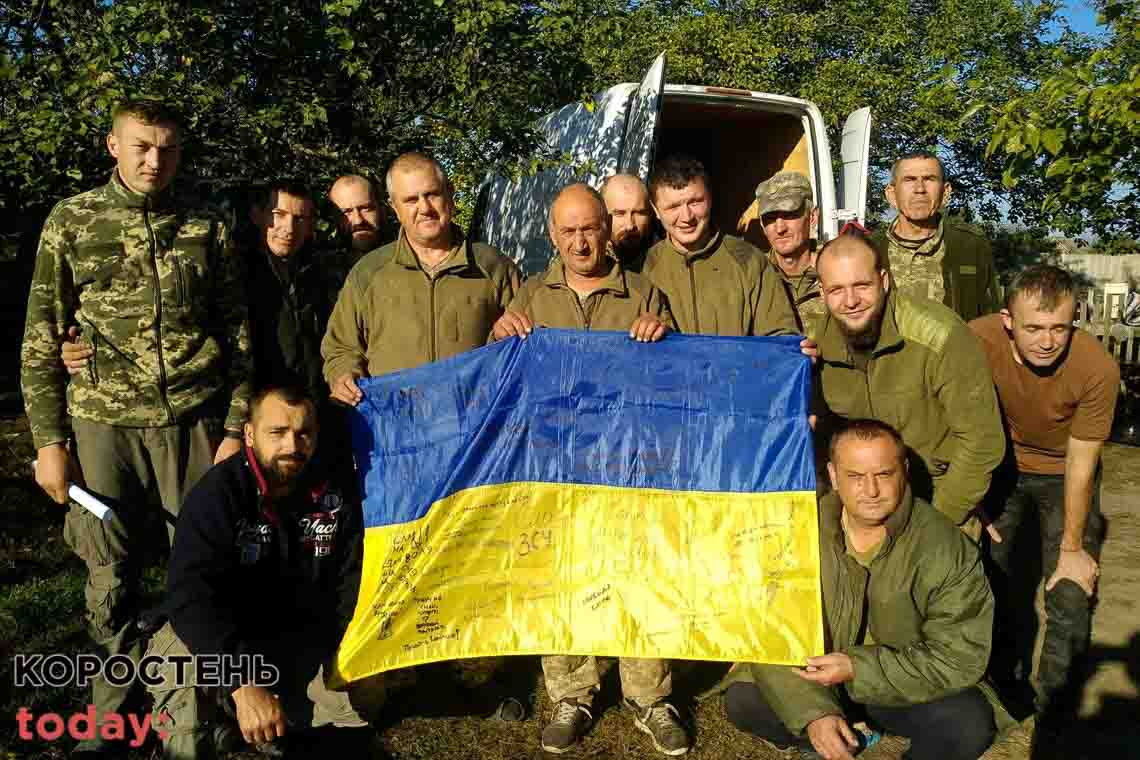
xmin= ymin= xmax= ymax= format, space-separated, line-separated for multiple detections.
xmin=755 ymin=171 xmax=813 ymax=215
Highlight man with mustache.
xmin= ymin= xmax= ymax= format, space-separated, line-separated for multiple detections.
xmin=22 ymin=99 xmax=252 ymax=755
xmin=873 ymin=153 xmax=1000 ymax=321
xmin=755 ymin=171 xmax=825 ymax=340
xmin=971 ymin=265 xmax=1118 ymax=741
xmin=722 ymin=419 xmax=996 ymax=760
xmin=329 ymin=174 xmax=386 ymax=265
xmin=490 ymin=183 xmax=687 ymax=756
xmin=600 ymin=173 xmax=657 ymax=272
xmin=814 ymin=233 xmax=1005 ymax=536
xmin=146 ymin=385 xmax=382 ymax=758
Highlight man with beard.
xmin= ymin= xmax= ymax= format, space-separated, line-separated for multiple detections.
xmin=329 ymin=174 xmax=385 ymax=265
xmin=814 ymin=234 xmax=1004 ymax=534
xmin=490 ymin=183 xmax=686 ymax=756
xmin=971 ymin=266 xmax=1118 ymax=741
xmin=873 ymin=153 xmax=1000 ymax=321
xmin=754 ymin=171 xmax=825 ymax=339
xmin=145 ymin=386 xmax=381 ymax=759
xmin=600 ymin=173 xmax=657 ymax=272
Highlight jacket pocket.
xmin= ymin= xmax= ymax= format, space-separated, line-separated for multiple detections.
xmin=169 ymin=235 xmax=211 ymax=309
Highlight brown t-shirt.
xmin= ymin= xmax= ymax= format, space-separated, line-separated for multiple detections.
xmin=970 ymin=314 xmax=1120 ymax=474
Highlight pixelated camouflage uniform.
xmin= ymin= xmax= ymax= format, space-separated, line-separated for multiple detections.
xmin=773 ymin=261 xmax=824 ymax=341
xmin=543 ymin=655 xmax=672 ymax=708
xmin=20 ymin=171 xmax=253 ymax=742
xmin=876 ymin=215 xmax=1001 ymax=322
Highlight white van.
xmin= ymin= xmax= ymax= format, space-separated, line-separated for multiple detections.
xmin=472 ymin=53 xmax=873 ymax=275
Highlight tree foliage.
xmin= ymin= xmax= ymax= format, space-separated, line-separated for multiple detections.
xmin=986 ymin=0 xmax=1139 ymax=240
xmin=0 ymin=0 xmax=1128 ymax=255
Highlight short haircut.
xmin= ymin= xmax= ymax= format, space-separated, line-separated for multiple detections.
xmin=888 ymin=152 xmax=945 ymax=186
xmin=828 ymin=418 xmax=906 ymax=464
xmin=600 ymin=173 xmax=650 ymax=199
xmin=648 ymin=155 xmax=711 ymax=200
xmin=331 ymin=174 xmax=380 ymax=204
xmin=253 ymin=180 xmax=313 ymax=211
xmin=249 ymin=385 xmax=317 ymax=423
xmin=385 ymin=152 xmax=450 ymax=200
xmin=1004 ymin=264 xmax=1076 ymax=312
xmin=112 ymin=99 xmax=183 ymax=132
xmin=815 ymin=231 xmax=886 ymax=273
xmin=548 ymin=182 xmax=608 ymax=228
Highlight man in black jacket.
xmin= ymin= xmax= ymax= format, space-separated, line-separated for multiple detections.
xmin=145 ymin=385 xmax=381 ymax=758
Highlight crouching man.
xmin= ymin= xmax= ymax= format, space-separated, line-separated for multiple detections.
xmin=490 ymin=183 xmax=687 ymax=756
xmin=722 ymin=419 xmax=996 ymax=760
xmin=145 ymin=386 xmax=382 ymax=758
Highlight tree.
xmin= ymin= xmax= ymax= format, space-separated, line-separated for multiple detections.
xmin=986 ymin=0 xmax=1139 ymax=239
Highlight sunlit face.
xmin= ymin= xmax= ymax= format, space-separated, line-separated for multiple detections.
xmin=243 ymin=394 xmax=318 ymax=489
xmin=389 ymin=166 xmax=454 ymax=248
xmin=886 ymin=158 xmax=948 ymax=224
xmin=818 ymin=244 xmax=890 ymax=348
xmin=828 ymin=434 xmax=908 ymax=530
xmin=653 ymin=178 xmax=713 ymax=252
xmin=255 ymin=191 xmax=314 ymax=259
xmin=602 ymin=178 xmax=653 ymax=257
xmin=761 ymin=205 xmax=818 ymax=271
xmin=330 ymin=180 xmax=383 ymax=253
xmin=549 ymin=190 xmax=611 ymax=278
xmin=107 ymin=116 xmax=181 ymax=195
xmin=1001 ymin=292 xmax=1076 ymax=369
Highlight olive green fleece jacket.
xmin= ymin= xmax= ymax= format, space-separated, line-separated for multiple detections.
xmin=641 ymin=230 xmax=799 ymax=337
xmin=721 ymin=488 xmax=994 ymax=734
xmin=817 ymin=291 xmax=1005 ymax=524
xmin=499 ymin=257 xmax=674 ymax=334
xmin=321 ymin=227 xmax=522 ymax=380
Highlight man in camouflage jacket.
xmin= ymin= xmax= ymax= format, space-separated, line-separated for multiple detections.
xmin=21 ymin=99 xmax=252 ymax=756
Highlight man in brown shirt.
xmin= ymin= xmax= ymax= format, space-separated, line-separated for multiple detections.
xmin=970 ymin=264 xmax=1119 ymax=732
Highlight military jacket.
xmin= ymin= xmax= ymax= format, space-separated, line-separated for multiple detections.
xmin=21 ymin=173 xmax=253 ymax=449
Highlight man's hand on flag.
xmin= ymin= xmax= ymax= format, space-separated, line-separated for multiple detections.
xmin=492 ymin=310 xmax=535 ymax=341
xmin=629 ymin=314 xmax=669 ymax=343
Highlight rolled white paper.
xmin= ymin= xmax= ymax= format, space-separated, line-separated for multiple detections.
xmin=69 ymin=484 xmax=115 ymax=522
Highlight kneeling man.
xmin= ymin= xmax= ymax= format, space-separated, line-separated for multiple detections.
xmin=146 ymin=386 xmax=380 ymax=758
xmin=491 ymin=183 xmax=686 ymax=756
xmin=723 ymin=419 xmax=996 ymax=760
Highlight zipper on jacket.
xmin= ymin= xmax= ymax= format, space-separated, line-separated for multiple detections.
xmin=687 ymin=259 xmax=700 ymax=333
xmin=174 ymin=253 xmax=187 ymax=306
xmin=571 ymin=290 xmax=593 ymax=330
xmin=86 ymin=327 xmax=99 ymax=387
xmin=428 ymin=276 xmax=438 ymax=362
xmin=144 ymin=201 xmax=177 ymax=424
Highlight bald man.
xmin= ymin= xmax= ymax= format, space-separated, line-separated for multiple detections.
xmin=491 ymin=184 xmax=688 ymax=757
xmin=329 ymin=174 xmax=385 ymax=263
xmin=814 ymin=234 xmax=1004 ymax=535
xmin=600 ymin=173 xmax=657 ymax=272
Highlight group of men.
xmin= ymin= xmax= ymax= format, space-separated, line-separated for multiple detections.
xmin=21 ymin=98 xmax=1119 ymax=760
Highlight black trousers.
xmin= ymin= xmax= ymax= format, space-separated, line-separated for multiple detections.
xmin=987 ymin=470 xmax=1104 ymax=710
xmin=724 ymin=682 xmax=995 ymax=760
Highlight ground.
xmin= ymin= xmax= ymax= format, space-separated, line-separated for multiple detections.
xmin=2 ymin=415 xmax=1137 ymax=759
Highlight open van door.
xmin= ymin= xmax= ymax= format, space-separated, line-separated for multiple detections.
xmin=617 ymin=53 xmax=666 ymax=180
xmin=473 ymin=55 xmax=666 ymax=274
xmin=836 ymin=107 xmax=872 ymax=227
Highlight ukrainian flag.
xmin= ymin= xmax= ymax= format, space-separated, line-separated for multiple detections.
xmin=332 ymin=330 xmax=822 ymax=684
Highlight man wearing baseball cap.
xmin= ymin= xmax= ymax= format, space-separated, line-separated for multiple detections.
xmin=754 ymin=172 xmax=824 ymax=339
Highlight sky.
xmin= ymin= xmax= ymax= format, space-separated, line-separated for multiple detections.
xmin=1053 ymin=0 xmax=1107 ymax=37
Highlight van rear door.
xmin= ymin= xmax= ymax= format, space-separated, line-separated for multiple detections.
xmin=617 ymin=53 xmax=666 ymax=179
xmin=837 ymin=107 xmax=873 ymax=227
xmin=473 ymin=55 xmax=666 ymax=274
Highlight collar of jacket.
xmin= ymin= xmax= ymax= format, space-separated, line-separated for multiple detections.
xmin=243 ymin=444 xmax=330 ymax=526
xmin=259 ymin=240 xmax=316 ymax=279
xmin=392 ymin=225 xmax=471 ymax=273
xmin=769 ymin=252 xmax=819 ymax=287
xmin=887 ymin=213 xmax=945 ymax=253
xmin=820 ymin=483 xmax=916 ymax=558
xmin=663 ymin=226 xmax=723 ymax=262
xmin=819 ymin=289 xmax=905 ymax=365
xmin=103 ymin=170 xmax=179 ymax=211
xmin=542 ymin=256 xmax=628 ymax=297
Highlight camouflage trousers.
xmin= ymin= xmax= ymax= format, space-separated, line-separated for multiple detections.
xmin=146 ymin=623 xmax=385 ymax=759
xmin=541 ymin=656 xmax=671 ymax=707
xmin=64 ymin=416 xmax=218 ymax=748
